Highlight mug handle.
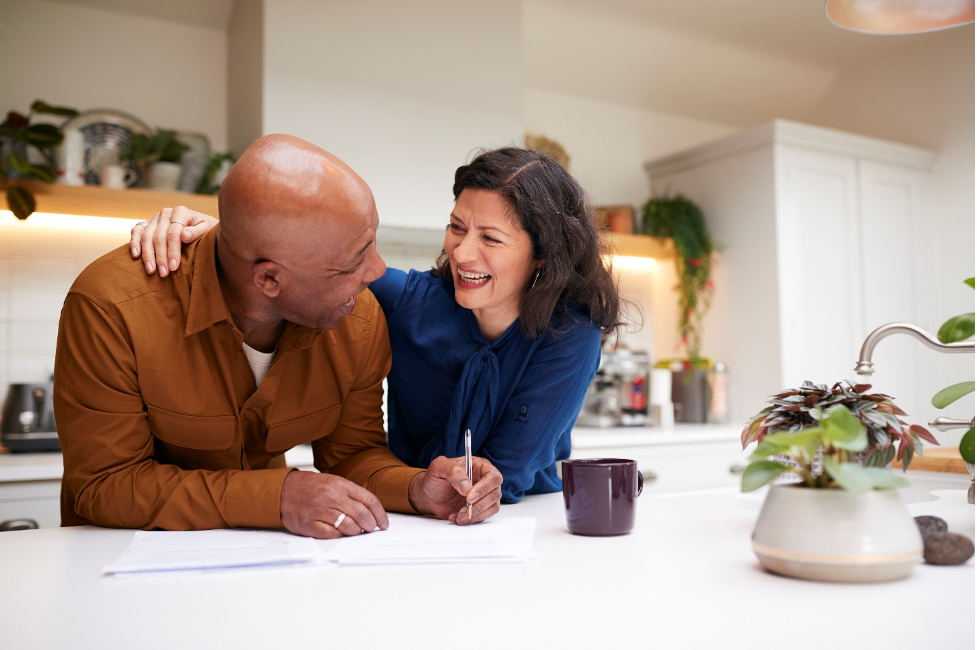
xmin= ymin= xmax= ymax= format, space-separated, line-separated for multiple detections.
xmin=124 ymin=168 xmax=138 ymax=186
xmin=636 ymin=470 xmax=644 ymax=497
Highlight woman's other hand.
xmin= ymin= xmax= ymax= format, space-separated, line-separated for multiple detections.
xmin=130 ymin=207 xmax=218 ymax=277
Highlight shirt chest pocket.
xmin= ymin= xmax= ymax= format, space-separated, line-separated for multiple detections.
xmin=266 ymin=404 xmax=342 ymax=453
xmin=147 ymin=406 xmax=237 ymax=470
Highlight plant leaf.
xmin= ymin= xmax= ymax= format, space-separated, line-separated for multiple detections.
xmin=937 ymin=313 xmax=975 ymax=344
xmin=25 ymin=164 xmax=55 ymax=183
xmin=909 ymin=424 xmax=939 ymax=446
xmin=860 ymin=466 xmax=911 ymax=490
xmin=823 ymin=458 xmax=872 ymax=493
xmin=751 ymin=430 xmax=821 ymax=461
xmin=741 ymin=460 xmax=794 ymax=492
xmin=23 ymin=123 xmax=63 ymax=148
xmin=5 ymin=185 xmax=35 ymax=220
xmin=966 ymin=278 xmax=975 ymax=290
xmin=931 ymin=381 xmax=976 ymax=409
xmin=820 ymin=405 xmax=867 ymax=451
xmin=9 ymin=155 xmax=32 ymax=174
xmin=29 ymin=100 xmax=78 ymax=117
xmin=960 ymin=426 xmax=975 ymax=465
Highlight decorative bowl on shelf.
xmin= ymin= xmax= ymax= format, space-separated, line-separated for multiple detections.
xmin=61 ymin=109 xmax=152 ymax=188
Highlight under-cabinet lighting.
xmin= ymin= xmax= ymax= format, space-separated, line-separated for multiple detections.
xmin=609 ymin=255 xmax=656 ymax=271
xmin=1 ymin=211 xmax=141 ymax=233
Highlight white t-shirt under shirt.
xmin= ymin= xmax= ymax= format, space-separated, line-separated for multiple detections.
xmin=242 ymin=342 xmax=275 ymax=387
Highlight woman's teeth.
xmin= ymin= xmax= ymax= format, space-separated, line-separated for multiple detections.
xmin=459 ymin=271 xmax=490 ymax=284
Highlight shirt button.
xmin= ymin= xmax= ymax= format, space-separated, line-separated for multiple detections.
xmin=518 ymin=405 xmax=528 ymax=414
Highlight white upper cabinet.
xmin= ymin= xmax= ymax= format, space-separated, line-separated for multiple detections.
xmin=644 ymin=120 xmax=936 ymax=425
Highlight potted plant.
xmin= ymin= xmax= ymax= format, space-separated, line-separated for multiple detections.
xmin=119 ymin=129 xmax=189 ymax=191
xmin=0 ymin=100 xmax=79 ymax=219
xmin=195 ymin=151 xmax=236 ymax=195
xmin=742 ymin=380 xmax=938 ymax=468
xmin=743 ymin=404 xmax=922 ymax=582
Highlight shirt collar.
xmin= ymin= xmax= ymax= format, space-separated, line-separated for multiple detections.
xmin=184 ymin=226 xmax=233 ymax=337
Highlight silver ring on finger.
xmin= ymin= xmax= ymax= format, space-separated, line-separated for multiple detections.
xmin=171 ymin=220 xmax=185 ymax=227
xmin=333 ymin=512 xmax=347 ymax=528
xmin=135 ymin=221 xmax=149 ymax=229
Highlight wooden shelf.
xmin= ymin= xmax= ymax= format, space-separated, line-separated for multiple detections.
xmin=3 ymin=181 xmax=676 ymax=261
xmin=902 ymin=445 xmax=970 ymax=475
xmin=2 ymin=180 xmax=218 ymax=221
xmin=602 ymin=231 xmax=675 ymax=259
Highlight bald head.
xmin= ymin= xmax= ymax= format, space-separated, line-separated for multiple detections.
xmin=212 ymin=134 xmax=386 ymax=338
xmin=218 ymin=134 xmax=376 ymax=263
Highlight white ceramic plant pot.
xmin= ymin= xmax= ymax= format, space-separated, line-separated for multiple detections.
xmin=752 ymin=485 xmax=923 ymax=583
xmin=148 ymin=162 xmax=183 ymax=191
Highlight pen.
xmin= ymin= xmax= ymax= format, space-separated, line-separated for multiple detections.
xmin=465 ymin=428 xmax=473 ymax=521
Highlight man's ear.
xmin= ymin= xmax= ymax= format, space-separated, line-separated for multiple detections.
xmin=252 ymin=261 xmax=282 ymax=297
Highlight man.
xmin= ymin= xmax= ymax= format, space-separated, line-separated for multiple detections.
xmin=54 ymin=134 xmax=502 ymax=538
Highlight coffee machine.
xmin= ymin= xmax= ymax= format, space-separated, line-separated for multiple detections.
xmin=576 ymin=348 xmax=650 ymax=427
xmin=1 ymin=381 xmax=60 ymax=452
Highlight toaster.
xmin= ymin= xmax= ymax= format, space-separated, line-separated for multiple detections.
xmin=1 ymin=382 xmax=60 ymax=452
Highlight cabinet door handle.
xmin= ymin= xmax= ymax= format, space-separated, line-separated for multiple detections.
xmin=729 ymin=464 xmax=746 ymax=475
xmin=0 ymin=518 xmax=39 ymax=532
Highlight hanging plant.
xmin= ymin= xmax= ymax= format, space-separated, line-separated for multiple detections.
xmin=641 ymin=194 xmax=715 ymax=364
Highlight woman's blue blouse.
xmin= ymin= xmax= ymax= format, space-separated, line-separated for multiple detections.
xmin=370 ymin=268 xmax=601 ymax=502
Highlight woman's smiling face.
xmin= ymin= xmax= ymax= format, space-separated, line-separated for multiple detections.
xmin=444 ymin=189 xmax=540 ymax=339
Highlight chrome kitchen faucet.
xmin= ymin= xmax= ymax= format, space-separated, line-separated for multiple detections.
xmin=854 ymin=321 xmax=975 ymax=503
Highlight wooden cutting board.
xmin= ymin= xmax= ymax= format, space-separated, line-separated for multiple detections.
xmin=904 ymin=446 xmax=970 ymax=474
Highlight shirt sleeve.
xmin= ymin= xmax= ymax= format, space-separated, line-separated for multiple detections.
xmin=54 ymin=292 xmax=293 ymax=530
xmin=310 ymin=298 xmax=425 ymax=514
xmin=367 ymin=267 xmax=409 ymax=314
xmin=480 ymin=323 xmax=601 ymax=502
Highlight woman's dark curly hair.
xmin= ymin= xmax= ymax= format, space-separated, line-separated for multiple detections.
xmin=432 ymin=147 xmax=623 ymax=340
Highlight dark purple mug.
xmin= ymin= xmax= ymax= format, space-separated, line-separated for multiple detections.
xmin=562 ymin=458 xmax=644 ymax=536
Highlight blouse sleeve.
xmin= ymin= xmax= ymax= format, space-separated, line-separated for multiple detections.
xmin=479 ymin=323 xmax=601 ymax=502
xmin=368 ymin=267 xmax=409 ymax=314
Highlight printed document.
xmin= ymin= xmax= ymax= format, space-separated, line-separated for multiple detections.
xmin=103 ymin=529 xmax=322 ymax=576
xmin=324 ymin=516 xmax=536 ymax=565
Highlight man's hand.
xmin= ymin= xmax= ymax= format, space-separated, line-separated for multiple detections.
xmin=408 ymin=456 xmax=503 ymax=525
xmin=279 ymin=470 xmax=389 ymax=539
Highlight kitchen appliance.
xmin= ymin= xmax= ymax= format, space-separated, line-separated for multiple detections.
xmin=1 ymin=382 xmax=60 ymax=452
xmin=576 ymin=349 xmax=650 ymax=427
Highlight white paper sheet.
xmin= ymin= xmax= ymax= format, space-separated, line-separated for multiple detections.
xmin=103 ymin=529 xmax=322 ymax=576
xmin=323 ymin=516 xmax=536 ymax=565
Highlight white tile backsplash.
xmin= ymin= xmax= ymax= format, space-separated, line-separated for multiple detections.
xmin=8 ymin=289 xmax=68 ymax=318
xmin=8 ymin=259 xmax=78 ymax=290
xmin=8 ymin=321 xmax=60 ymax=354
xmin=6 ymin=354 xmax=55 ymax=384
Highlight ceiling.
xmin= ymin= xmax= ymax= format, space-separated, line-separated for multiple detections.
xmin=543 ymin=0 xmax=946 ymax=70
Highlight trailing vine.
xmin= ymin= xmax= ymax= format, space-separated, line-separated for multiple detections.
xmin=641 ymin=194 xmax=714 ymax=364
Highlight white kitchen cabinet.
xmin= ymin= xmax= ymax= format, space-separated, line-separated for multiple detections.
xmin=644 ymin=120 xmax=937 ymax=425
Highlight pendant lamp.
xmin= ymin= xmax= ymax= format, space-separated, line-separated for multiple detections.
xmin=825 ymin=0 xmax=975 ymax=34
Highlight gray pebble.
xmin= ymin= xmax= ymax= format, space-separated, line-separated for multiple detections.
xmin=922 ymin=532 xmax=975 ymax=566
xmin=915 ymin=515 xmax=948 ymax=538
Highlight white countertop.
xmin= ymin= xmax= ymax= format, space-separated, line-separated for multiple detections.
xmin=0 ymin=424 xmax=743 ymax=483
xmin=0 ymin=483 xmax=972 ymax=649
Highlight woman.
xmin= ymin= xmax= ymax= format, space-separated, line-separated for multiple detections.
xmin=131 ymin=147 xmax=623 ymax=502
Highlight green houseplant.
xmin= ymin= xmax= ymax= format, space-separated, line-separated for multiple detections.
xmin=0 ymin=99 xmax=79 ymax=219
xmin=119 ymin=129 xmax=189 ymax=190
xmin=640 ymin=194 xmax=714 ymax=365
xmin=741 ymin=380 xmax=937 ymax=470
xmin=932 ymin=277 xmax=975 ymax=465
xmin=743 ymin=405 xmax=923 ymax=582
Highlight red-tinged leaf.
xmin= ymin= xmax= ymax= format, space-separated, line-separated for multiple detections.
xmin=910 ymin=424 xmax=939 ymax=446
xmin=853 ymin=383 xmax=872 ymax=393
xmin=782 ymin=405 xmax=802 ymax=412
xmin=804 ymin=394 xmax=819 ymax=407
xmin=895 ymin=441 xmax=906 ymax=462
xmin=4 ymin=111 xmax=29 ymax=129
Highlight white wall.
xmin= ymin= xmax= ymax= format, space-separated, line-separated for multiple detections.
xmin=0 ymin=0 xmax=228 ymax=151
xmin=523 ymin=88 xmax=737 ymax=359
xmin=260 ymin=0 xmax=525 ymax=230
xmin=809 ymin=25 xmax=975 ymax=439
